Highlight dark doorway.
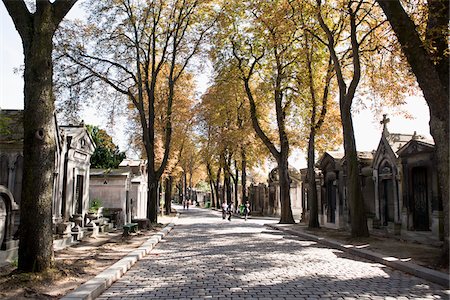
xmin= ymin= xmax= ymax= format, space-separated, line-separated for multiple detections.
xmin=326 ymin=180 xmax=336 ymax=223
xmin=380 ymin=179 xmax=394 ymax=226
xmin=412 ymin=167 xmax=429 ymax=231
xmin=75 ymin=175 xmax=84 ymax=214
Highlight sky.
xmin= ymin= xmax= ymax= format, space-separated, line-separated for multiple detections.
xmin=0 ymin=2 xmax=432 ymax=169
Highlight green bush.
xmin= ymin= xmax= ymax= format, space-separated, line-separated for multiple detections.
xmin=89 ymin=198 xmax=102 ymax=213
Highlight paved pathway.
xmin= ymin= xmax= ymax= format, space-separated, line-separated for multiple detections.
xmin=97 ymin=207 xmax=449 ymax=299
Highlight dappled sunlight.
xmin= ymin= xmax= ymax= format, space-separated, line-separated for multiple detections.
xmin=98 ymin=208 xmax=448 ymax=299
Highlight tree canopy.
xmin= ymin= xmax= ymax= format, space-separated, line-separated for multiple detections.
xmin=87 ymin=125 xmax=126 ymax=169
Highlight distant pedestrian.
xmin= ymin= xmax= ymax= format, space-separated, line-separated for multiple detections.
xmin=227 ymin=202 xmax=233 ymax=221
xmin=221 ymin=201 xmax=227 ymax=219
xmin=244 ymin=201 xmax=250 ymax=221
xmin=183 ymin=199 xmax=186 ymax=210
xmin=186 ymin=200 xmax=190 ymax=210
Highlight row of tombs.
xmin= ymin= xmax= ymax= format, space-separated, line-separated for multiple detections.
xmin=0 ymin=110 xmax=445 ymax=263
xmin=0 ymin=110 xmax=149 ymax=264
xmin=247 ymin=115 xmax=443 ymax=245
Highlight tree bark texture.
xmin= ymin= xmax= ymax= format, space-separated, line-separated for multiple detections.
xmin=307 ymin=131 xmax=320 ymax=228
xmin=215 ymin=167 xmax=222 ymax=208
xmin=224 ymin=171 xmax=232 ymax=204
xmin=241 ymin=147 xmax=247 ymax=203
xmin=278 ymin=155 xmax=295 ymax=224
xmin=147 ymin=174 xmax=159 ymax=223
xmin=206 ymin=163 xmax=215 ymax=208
xmin=164 ymin=176 xmax=172 ymax=215
xmin=3 ymin=0 xmax=77 ymax=273
xmin=234 ymin=160 xmax=239 ymax=208
xmin=376 ymin=0 xmax=449 ymax=262
xmin=341 ymin=105 xmax=369 ymax=237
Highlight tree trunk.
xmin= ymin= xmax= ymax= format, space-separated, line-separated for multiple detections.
xmin=209 ymin=179 xmax=215 ymax=208
xmin=341 ymin=104 xmax=369 ymax=237
xmin=206 ymin=163 xmax=216 ymax=208
xmin=429 ymin=112 xmax=449 ymax=264
xmin=177 ymin=181 xmax=183 ymax=205
xmin=307 ymin=130 xmax=320 ymax=228
xmin=215 ymin=167 xmax=221 ymax=209
xmin=224 ymin=172 xmax=232 ymax=204
xmin=241 ymin=147 xmax=247 ymax=203
xmin=183 ymin=172 xmax=188 ymax=202
xmin=2 ymin=0 xmax=78 ymax=273
xmin=18 ymin=29 xmax=56 ymax=273
xmin=164 ymin=176 xmax=172 ymax=215
xmin=234 ymin=159 xmax=239 ymax=208
xmin=278 ymin=154 xmax=295 ymax=224
xmin=147 ymin=173 xmax=158 ymax=223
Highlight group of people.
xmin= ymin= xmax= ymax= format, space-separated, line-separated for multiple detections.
xmin=221 ymin=201 xmax=251 ymax=221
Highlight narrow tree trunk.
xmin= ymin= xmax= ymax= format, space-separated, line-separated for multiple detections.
xmin=241 ymin=147 xmax=247 ymax=203
xmin=307 ymin=130 xmax=320 ymax=228
xmin=164 ymin=176 xmax=172 ymax=215
xmin=234 ymin=159 xmax=239 ymax=208
xmin=278 ymin=154 xmax=295 ymax=224
xmin=183 ymin=172 xmax=188 ymax=203
xmin=341 ymin=104 xmax=369 ymax=237
xmin=177 ymin=181 xmax=183 ymax=205
xmin=215 ymin=167 xmax=221 ymax=209
xmin=224 ymin=172 xmax=231 ymax=204
xmin=147 ymin=173 xmax=158 ymax=223
xmin=429 ymin=112 xmax=449 ymax=265
xmin=209 ymin=179 xmax=215 ymax=208
xmin=206 ymin=163 xmax=216 ymax=208
xmin=18 ymin=30 xmax=56 ymax=273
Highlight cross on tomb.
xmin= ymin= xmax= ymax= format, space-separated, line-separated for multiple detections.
xmin=380 ymin=114 xmax=390 ymax=133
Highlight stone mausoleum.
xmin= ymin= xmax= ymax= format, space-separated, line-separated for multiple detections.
xmin=0 ymin=110 xmax=96 ymax=264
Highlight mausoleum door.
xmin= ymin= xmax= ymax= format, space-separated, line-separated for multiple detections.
xmin=0 ymin=155 xmax=8 ymax=186
xmin=412 ymin=167 xmax=429 ymax=231
xmin=380 ymin=179 xmax=394 ymax=226
xmin=74 ymin=175 xmax=84 ymax=215
xmin=326 ymin=181 xmax=336 ymax=223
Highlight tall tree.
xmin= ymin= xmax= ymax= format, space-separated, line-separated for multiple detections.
xmin=198 ymin=64 xmax=267 ymax=209
xmin=2 ymin=0 xmax=77 ymax=272
xmin=56 ymin=0 xmax=216 ymax=223
xmin=228 ymin=0 xmax=303 ymax=224
xmin=376 ymin=0 xmax=449 ymax=264
xmin=315 ymin=0 xmax=380 ymax=237
xmin=301 ymin=36 xmax=335 ymax=229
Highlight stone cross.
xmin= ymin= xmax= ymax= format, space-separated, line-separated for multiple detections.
xmin=380 ymin=114 xmax=390 ymax=133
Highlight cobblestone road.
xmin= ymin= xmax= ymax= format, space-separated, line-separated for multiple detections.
xmin=98 ymin=207 xmax=449 ymax=299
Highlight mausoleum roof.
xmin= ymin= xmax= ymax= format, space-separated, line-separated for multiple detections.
xmin=90 ymin=169 xmax=131 ymax=177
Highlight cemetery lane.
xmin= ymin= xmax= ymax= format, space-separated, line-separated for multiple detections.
xmin=97 ymin=207 xmax=448 ymax=299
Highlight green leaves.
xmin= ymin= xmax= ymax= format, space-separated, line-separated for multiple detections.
xmin=87 ymin=125 xmax=126 ymax=169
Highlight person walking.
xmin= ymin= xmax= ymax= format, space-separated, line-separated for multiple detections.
xmin=244 ymin=201 xmax=250 ymax=221
xmin=221 ymin=201 xmax=227 ymax=220
xmin=227 ymin=202 xmax=233 ymax=221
